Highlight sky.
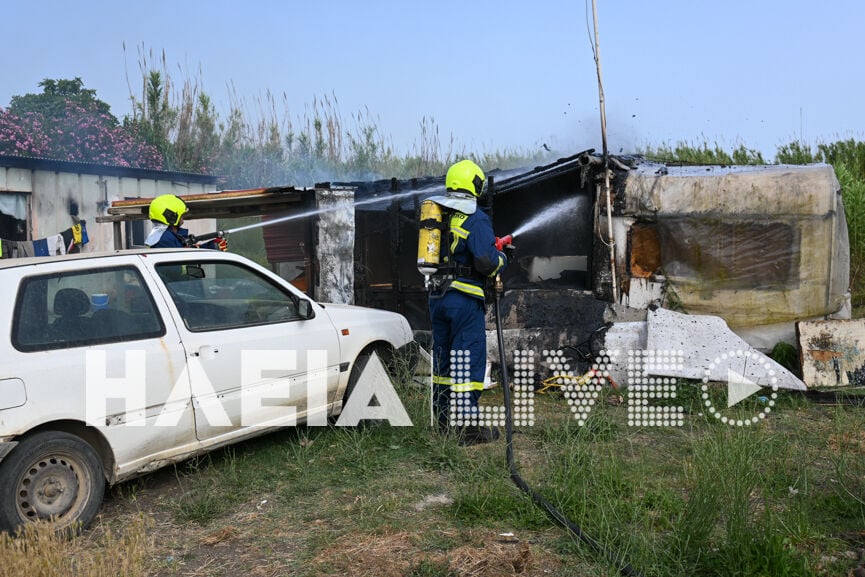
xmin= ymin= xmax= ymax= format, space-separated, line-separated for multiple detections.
xmin=1 ymin=0 xmax=863 ymax=162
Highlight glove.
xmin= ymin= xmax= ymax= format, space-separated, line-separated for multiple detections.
xmin=503 ymin=244 xmax=515 ymax=263
xmin=215 ymin=237 xmax=229 ymax=252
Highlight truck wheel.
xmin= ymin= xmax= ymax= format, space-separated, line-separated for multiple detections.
xmin=0 ymin=431 xmax=105 ymax=534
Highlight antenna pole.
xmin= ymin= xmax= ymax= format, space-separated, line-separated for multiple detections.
xmin=591 ymin=0 xmax=618 ymax=302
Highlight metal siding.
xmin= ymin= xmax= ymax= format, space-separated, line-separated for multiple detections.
xmin=138 ymin=179 xmax=157 ymax=198
xmin=155 ymin=180 xmax=175 ymax=196
xmin=263 ymin=218 xmax=309 ymax=262
xmin=0 ymin=168 xmax=32 ymax=193
xmin=118 ymin=177 xmax=140 ymax=198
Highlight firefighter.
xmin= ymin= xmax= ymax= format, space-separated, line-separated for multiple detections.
xmin=428 ymin=159 xmax=510 ymax=446
xmin=144 ymin=194 xmax=227 ymax=250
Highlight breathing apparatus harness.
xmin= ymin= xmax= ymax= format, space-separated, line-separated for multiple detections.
xmin=417 ymin=198 xmax=486 ymax=299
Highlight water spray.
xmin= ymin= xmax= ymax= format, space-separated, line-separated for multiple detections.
xmin=510 ymin=196 xmax=580 ymax=238
xmin=190 ymin=186 xmax=438 ymax=244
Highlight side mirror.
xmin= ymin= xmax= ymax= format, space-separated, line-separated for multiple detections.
xmin=297 ymin=299 xmax=315 ymax=320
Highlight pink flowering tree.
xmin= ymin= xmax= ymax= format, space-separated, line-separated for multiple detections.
xmin=0 ymin=110 xmax=51 ymax=157
xmin=0 ymin=78 xmax=164 ymax=169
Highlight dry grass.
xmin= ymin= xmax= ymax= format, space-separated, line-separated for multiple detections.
xmin=308 ymin=529 xmax=561 ymax=577
xmin=0 ymin=514 xmax=151 ymax=577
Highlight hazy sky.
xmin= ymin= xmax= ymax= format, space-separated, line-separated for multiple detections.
xmin=1 ymin=0 xmax=862 ymax=161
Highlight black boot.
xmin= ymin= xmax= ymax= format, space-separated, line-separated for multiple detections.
xmin=457 ymin=426 xmax=500 ymax=446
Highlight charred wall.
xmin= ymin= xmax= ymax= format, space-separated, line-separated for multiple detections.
xmin=492 ymin=170 xmax=594 ymax=291
xmin=348 ymin=154 xmax=609 ymax=349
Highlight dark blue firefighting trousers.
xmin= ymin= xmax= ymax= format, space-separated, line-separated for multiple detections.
xmin=429 ymin=289 xmax=486 ymax=429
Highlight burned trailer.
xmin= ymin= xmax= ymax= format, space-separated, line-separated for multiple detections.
xmin=603 ymin=159 xmax=851 ymax=349
xmin=341 ymin=152 xmax=610 ymax=357
xmin=340 ymin=151 xmax=849 ymax=369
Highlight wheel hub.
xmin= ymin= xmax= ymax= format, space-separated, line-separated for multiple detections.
xmin=18 ymin=457 xmax=79 ymax=521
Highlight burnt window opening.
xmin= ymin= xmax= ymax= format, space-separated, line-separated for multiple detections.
xmin=651 ymin=219 xmax=799 ymax=291
xmin=493 ymin=180 xmax=594 ymax=291
xmin=353 ymin=200 xmax=429 ymax=330
xmin=0 ymin=192 xmax=27 ymax=241
xmin=262 ymin=209 xmax=315 ymax=297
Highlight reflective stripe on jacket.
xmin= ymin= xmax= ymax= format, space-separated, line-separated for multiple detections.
xmin=446 ymin=209 xmax=506 ymax=300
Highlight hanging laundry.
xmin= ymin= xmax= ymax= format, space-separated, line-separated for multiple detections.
xmin=32 ymin=238 xmax=50 ymax=257
xmin=61 ymin=228 xmax=75 ymax=253
xmin=71 ymin=221 xmax=89 ymax=246
xmin=14 ymin=240 xmax=34 ymax=257
xmin=2 ymin=221 xmax=89 ymax=258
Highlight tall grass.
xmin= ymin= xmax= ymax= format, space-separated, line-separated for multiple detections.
xmin=669 ymin=428 xmax=805 ymax=575
xmin=641 ymin=140 xmax=766 ymax=165
xmin=125 ymin=46 xmax=545 ymax=188
xmin=4 ymin=368 xmax=864 ymax=575
xmin=0 ymin=515 xmax=151 ymax=577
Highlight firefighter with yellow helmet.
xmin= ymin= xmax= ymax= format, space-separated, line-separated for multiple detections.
xmin=422 ymin=159 xmax=512 ymax=445
xmin=145 ymin=194 xmax=227 ymax=250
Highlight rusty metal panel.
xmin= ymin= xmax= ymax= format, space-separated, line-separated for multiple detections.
xmin=798 ymin=319 xmax=865 ymax=387
xmin=262 ymin=216 xmax=310 ymax=262
xmin=629 ymin=222 xmax=661 ymax=278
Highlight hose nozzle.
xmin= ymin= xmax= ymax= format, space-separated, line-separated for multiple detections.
xmin=495 ymin=234 xmax=514 ymax=252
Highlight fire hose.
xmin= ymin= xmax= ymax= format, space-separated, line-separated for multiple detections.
xmin=493 ymin=275 xmax=643 ymax=577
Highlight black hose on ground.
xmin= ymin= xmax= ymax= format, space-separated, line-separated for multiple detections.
xmin=493 ymin=287 xmax=644 ymax=577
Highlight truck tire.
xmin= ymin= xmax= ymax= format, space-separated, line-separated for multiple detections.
xmin=0 ymin=431 xmax=105 ymax=534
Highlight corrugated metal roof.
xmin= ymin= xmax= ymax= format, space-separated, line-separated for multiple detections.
xmin=0 ymin=153 xmax=219 ymax=184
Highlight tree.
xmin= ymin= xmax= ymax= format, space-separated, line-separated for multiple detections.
xmin=0 ymin=78 xmax=163 ymax=169
xmin=126 ymin=71 xmax=174 ymax=161
xmin=9 ymin=77 xmax=116 ymax=124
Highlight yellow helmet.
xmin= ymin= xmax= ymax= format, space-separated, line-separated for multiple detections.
xmin=446 ymin=159 xmax=485 ymax=197
xmin=149 ymin=194 xmax=188 ymax=226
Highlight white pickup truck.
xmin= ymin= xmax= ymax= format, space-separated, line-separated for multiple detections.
xmin=0 ymin=248 xmax=415 ymax=533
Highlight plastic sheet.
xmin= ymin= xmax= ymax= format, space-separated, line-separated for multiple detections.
xmin=621 ymin=163 xmax=850 ymax=327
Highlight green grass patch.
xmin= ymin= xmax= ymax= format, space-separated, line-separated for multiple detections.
xmin=28 ymin=358 xmax=865 ymax=577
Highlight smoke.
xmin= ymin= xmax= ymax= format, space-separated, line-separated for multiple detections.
xmin=547 ymin=109 xmax=644 ymax=157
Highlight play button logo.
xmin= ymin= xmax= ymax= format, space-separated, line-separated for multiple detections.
xmin=726 ymin=368 xmax=762 ymax=407
xmin=702 ymin=350 xmax=780 ymax=426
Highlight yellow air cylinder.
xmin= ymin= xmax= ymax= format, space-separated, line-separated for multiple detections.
xmin=417 ymin=199 xmax=442 ymax=277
